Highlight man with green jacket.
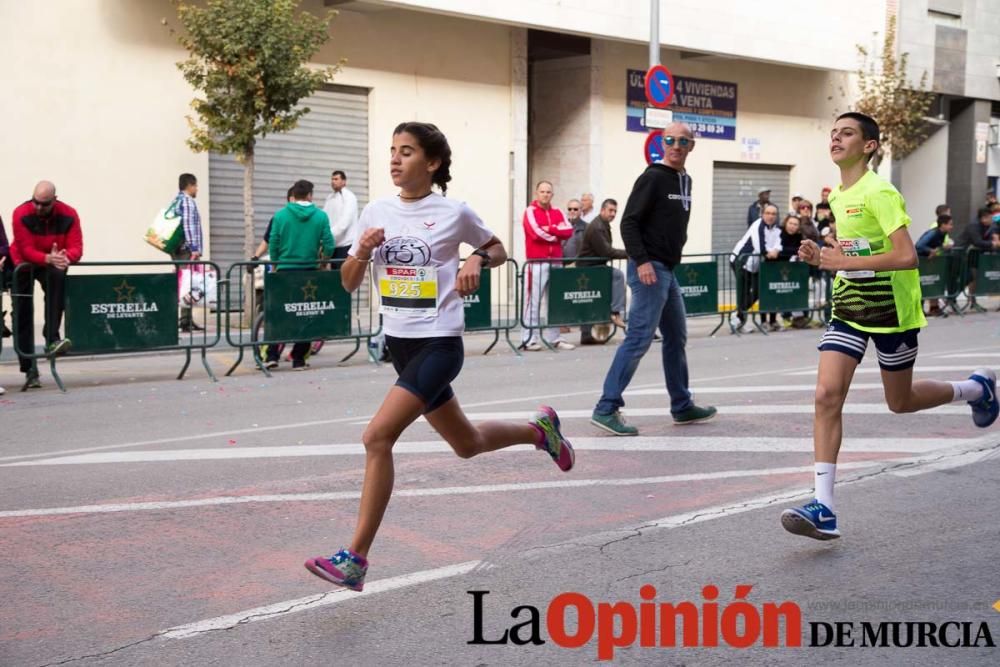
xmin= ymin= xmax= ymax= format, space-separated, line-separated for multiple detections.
xmin=267 ymin=179 xmax=335 ymax=370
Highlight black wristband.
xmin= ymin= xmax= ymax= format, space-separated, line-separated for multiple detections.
xmin=472 ymin=249 xmax=491 ymax=268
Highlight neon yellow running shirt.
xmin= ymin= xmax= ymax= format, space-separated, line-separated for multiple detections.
xmin=828 ymin=170 xmax=926 ymax=333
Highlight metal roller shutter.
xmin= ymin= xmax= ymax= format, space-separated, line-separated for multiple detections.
xmin=208 ymin=85 xmax=370 ymax=273
xmin=711 ymin=162 xmax=791 ymax=255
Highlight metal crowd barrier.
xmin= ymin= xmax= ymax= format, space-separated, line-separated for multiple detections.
xmin=680 ymin=253 xmax=825 ymax=336
xmin=960 ymin=247 xmax=1000 ymax=313
xmin=520 ymin=257 xmax=617 ymax=351
xmin=10 ymin=260 xmax=221 ymax=392
xmin=223 ymin=258 xmax=381 ymax=376
xmin=461 ymin=257 xmax=521 ymax=355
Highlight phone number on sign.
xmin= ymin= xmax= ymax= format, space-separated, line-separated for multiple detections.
xmin=691 ymin=123 xmax=727 ymax=135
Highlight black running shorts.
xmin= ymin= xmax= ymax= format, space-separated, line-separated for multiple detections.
xmin=385 ymin=335 xmax=464 ymax=413
xmin=818 ymin=320 xmax=919 ymax=371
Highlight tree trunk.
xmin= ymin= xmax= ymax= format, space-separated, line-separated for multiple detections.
xmin=242 ymin=143 xmax=256 ymax=321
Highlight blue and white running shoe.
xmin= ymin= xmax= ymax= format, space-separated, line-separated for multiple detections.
xmin=968 ymin=368 xmax=998 ymax=428
xmin=780 ymin=499 xmax=841 ymax=540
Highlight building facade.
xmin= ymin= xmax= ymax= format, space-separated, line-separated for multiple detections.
xmin=5 ymin=0 xmax=942 ymax=272
xmin=897 ymin=0 xmax=1000 ymax=234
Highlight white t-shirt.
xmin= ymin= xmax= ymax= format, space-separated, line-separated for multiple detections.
xmin=349 ymin=193 xmax=494 ymax=338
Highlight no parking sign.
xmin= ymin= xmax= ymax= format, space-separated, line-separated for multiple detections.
xmin=642 ymin=64 xmax=674 ymax=164
xmin=643 ymin=64 xmax=675 ymax=108
xmin=644 ymin=131 xmax=664 ymax=165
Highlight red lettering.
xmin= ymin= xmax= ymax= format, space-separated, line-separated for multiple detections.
xmin=762 ymin=602 xmax=802 ymax=647
xmin=597 ymin=602 xmax=637 ymax=660
xmin=547 ymin=593 xmax=595 ymax=649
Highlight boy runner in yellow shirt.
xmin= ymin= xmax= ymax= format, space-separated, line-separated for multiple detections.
xmin=780 ymin=112 xmax=998 ymax=541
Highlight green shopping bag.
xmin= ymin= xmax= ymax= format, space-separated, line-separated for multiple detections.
xmin=145 ymin=197 xmax=185 ymax=254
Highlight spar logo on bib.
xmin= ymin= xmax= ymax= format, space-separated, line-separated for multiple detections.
xmin=845 ymin=207 xmax=863 ymax=219
xmin=380 ymin=236 xmax=432 ymax=266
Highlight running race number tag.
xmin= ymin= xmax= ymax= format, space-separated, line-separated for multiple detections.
xmin=837 ymin=238 xmax=875 ymax=279
xmin=377 ymin=265 xmax=438 ymax=316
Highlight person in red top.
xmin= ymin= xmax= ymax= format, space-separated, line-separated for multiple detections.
xmin=11 ymin=181 xmax=83 ymax=389
xmin=520 ymin=180 xmax=575 ymax=351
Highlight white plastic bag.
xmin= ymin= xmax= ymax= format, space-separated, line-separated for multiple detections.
xmin=179 ymin=266 xmax=217 ymax=307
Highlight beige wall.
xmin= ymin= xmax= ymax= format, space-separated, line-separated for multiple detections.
xmin=596 ymin=41 xmax=851 ymax=254
xmin=900 ymin=125 xmax=950 ymax=239
xmin=318 ymin=3 xmax=514 ymax=240
xmin=0 ymin=0 xmax=210 ymax=263
xmin=0 ymin=1 xmax=516 ymax=265
xmin=1 ymin=0 xmax=863 ymax=267
xmin=375 ymin=0 xmax=885 ymax=73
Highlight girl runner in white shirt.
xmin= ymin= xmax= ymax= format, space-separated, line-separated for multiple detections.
xmin=305 ymin=122 xmax=575 ymax=591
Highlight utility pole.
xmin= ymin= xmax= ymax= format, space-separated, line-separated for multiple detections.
xmin=649 ymin=0 xmax=660 ymax=68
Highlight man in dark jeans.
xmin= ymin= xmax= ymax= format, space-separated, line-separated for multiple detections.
xmin=590 ymin=123 xmax=716 ymax=435
xmin=10 ymin=181 xmax=83 ymax=389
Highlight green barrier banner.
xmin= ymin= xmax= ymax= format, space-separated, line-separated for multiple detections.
xmin=758 ymin=261 xmax=810 ymax=312
xmin=918 ymin=255 xmax=949 ymax=299
xmin=976 ymin=253 xmax=1000 ymax=296
xmin=676 ymin=261 xmax=718 ymax=315
xmin=463 ymin=269 xmax=492 ymax=330
xmin=545 ymin=265 xmax=611 ymax=325
xmin=65 ymin=273 xmax=178 ymax=352
xmin=264 ymin=270 xmax=351 ymax=340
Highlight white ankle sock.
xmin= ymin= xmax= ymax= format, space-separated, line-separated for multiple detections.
xmin=814 ymin=463 xmax=837 ymax=510
xmin=950 ymin=379 xmax=983 ymax=402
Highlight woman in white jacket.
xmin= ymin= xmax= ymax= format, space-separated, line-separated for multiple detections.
xmin=730 ymin=203 xmax=782 ymax=332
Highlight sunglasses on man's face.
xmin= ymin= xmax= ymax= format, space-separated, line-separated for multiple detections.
xmin=567 ymin=207 xmax=580 ymax=211
xmin=32 ymin=198 xmax=56 ymax=207
xmin=662 ymin=136 xmax=691 ymax=147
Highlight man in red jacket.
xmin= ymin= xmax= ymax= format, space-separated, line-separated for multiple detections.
xmin=521 ymin=180 xmax=575 ymax=351
xmin=11 ymin=181 xmax=83 ymax=389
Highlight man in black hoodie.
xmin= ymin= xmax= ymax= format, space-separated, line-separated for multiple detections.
xmin=590 ymin=122 xmax=717 ymax=435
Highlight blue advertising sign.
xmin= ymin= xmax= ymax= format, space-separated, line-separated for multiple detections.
xmin=627 ymin=69 xmax=737 ymax=140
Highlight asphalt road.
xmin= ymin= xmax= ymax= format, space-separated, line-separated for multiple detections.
xmin=2 ymin=313 xmax=1000 ymax=666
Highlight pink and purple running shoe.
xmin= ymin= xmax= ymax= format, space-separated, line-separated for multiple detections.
xmin=305 ymin=548 xmax=368 ymax=591
xmin=532 ymin=405 xmax=575 ymax=472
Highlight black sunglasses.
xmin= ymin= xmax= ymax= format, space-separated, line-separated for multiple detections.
xmin=567 ymin=207 xmax=580 ymax=211
xmin=32 ymin=197 xmax=56 ymax=207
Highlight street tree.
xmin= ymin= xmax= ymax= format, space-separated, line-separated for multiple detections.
xmin=853 ymin=15 xmax=935 ymax=171
xmin=167 ymin=0 xmax=339 ymax=312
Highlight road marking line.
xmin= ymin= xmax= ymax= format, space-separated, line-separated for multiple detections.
xmin=624 ymin=383 xmax=885 ymax=396
xmin=0 ymin=461 xmax=887 ymax=518
xmin=0 ymin=359 xmax=826 ymax=463
xmin=418 ymin=404 xmax=969 ymax=423
xmin=0 ymin=382 xmax=661 ymax=464
xmin=161 ymin=561 xmax=481 ymax=640
xmin=785 ymin=365 xmax=962 ymax=376
xmin=158 ymin=437 xmax=998 ymax=642
xmin=938 ymin=353 xmax=1000 ymax=359
xmin=1 ymin=435 xmax=972 ymax=468
xmin=0 ymin=416 xmax=369 ymax=464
